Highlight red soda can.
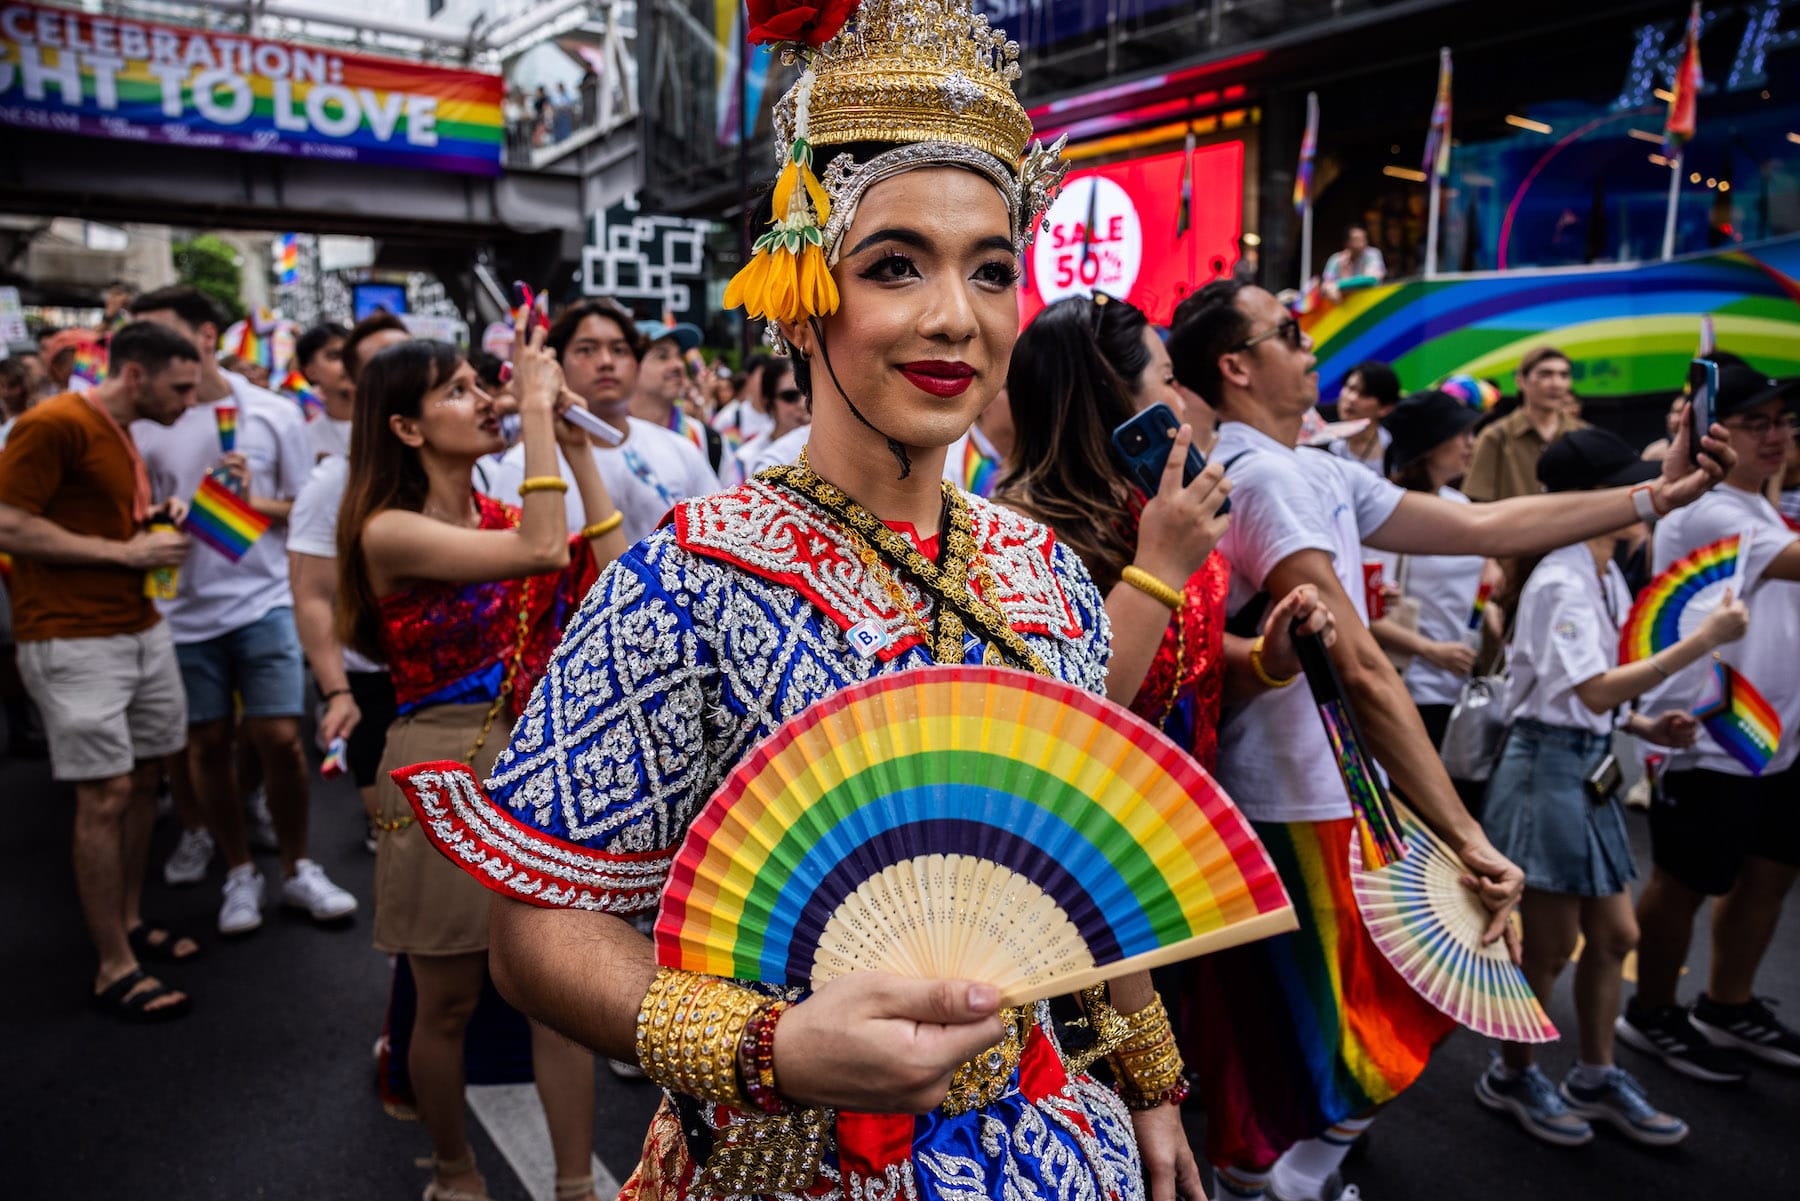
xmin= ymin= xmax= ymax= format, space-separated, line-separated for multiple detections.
xmin=1362 ymin=559 xmax=1386 ymax=620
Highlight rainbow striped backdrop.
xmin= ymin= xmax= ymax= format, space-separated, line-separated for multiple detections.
xmin=1302 ymin=235 xmax=1800 ymax=402
xmin=0 ymin=1 xmax=502 ymax=175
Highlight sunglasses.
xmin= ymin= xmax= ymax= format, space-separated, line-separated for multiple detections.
xmin=1231 ymin=317 xmax=1302 ymax=353
xmin=776 ymin=388 xmax=804 ymax=404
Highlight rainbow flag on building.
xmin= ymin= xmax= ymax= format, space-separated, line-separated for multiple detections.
xmin=1293 ymin=92 xmax=1318 ymax=216
xmin=184 ymin=470 xmax=271 ymax=562
xmin=274 ymin=234 xmax=302 ymax=287
xmin=1693 ymin=659 xmax=1781 ymax=775
xmin=1422 ymin=48 xmax=1453 ymax=182
xmin=1664 ymin=2 xmax=1702 ymax=156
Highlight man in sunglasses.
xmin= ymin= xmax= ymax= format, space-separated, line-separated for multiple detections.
xmin=1163 ymin=278 xmax=1737 ymax=1201
xmin=1618 ymin=351 xmax=1800 ymax=1086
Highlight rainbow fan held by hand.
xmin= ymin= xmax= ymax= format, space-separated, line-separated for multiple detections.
xmin=1618 ymin=534 xmax=1748 ymax=663
xmin=655 ymin=666 xmax=1297 ymax=1006
xmin=1693 ymin=657 xmax=1782 ymax=775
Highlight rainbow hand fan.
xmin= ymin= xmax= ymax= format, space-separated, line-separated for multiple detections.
xmin=1618 ymin=533 xmax=1751 ymax=663
xmin=655 ymin=666 xmax=1297 ymax=1006
xmin=1350 ymin=805 xmax=1557 ymax=1043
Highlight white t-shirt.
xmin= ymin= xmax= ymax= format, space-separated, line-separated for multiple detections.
xmin=1213 ymin=421 xmax=1406 ymax=823
xmin=1644 ymin=485 xmax=1800 ymax=775
xmin=133 ymin=373 xmax=312 ymax=643
xmin=738 ymin=425 xmax=810 ymax=478
xmin=1504 ymin=542 xmax=1630 ymax=737
xmin=485 ymin=417 xmax=721 ymax=545
xmin=1372 ymin=487 xmax=1486 ymax=706
xmin=308 ymin=416 xmax=351 ymax=463
xmin=286 ymin=454 xmax=382 ymax=673
xmin=713 ymin=399 xmax=774 ymax=444
xmin=1326 ymin=426 xmax=1391 ymax=475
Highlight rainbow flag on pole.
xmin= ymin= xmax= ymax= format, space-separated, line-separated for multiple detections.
xmin=1422 ymin=48 xmax=1453 ymax=181
xmin=274 ymin=234 xmax=301 ymax=287
xmin=184 ymin=471 xmax=271 ymax=562
xmin=1293 ymin=91 xmax=1318 ymax=215
xmin=1693 ymin=659 xmax=1781 ymax=775
xmin=1664 ymin=2 xmax=1702 ymax=156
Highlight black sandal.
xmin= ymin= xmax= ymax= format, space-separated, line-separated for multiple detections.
xmin=92 ymin=968 xmax=191 ymax=1023
xmin=129 ymin=922 xmax=202 ymax=963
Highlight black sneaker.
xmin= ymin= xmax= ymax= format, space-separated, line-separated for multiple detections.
xmin=1691 ymin=995 xmax=1800 ymax=1070
xmin=1615 ymin=1004 xmax=1751 ymax=1084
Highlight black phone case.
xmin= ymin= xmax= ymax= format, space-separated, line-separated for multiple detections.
xmin=1109 ymin=404 xmax=1227 ymax=512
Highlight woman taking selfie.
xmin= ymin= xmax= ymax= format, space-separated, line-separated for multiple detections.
xmin=336 ymin=314 xmax=628 ymax=1201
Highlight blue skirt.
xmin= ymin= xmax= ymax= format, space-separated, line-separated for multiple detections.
xmin=1481 ymin=718 xmax=1638 ymax=897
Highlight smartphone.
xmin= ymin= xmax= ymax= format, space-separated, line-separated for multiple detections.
xmin=1110 ymin=403 xmax=1227 ymax=512
xmin=1687 ymin=357 xmax=1718 ymax=453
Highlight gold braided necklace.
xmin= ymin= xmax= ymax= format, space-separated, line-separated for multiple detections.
xmin=761 ymin=450 xmax=1049 ymax=677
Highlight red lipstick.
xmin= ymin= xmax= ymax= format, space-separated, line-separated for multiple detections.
xmin=899 ymin=360 xmax=976 ymax=398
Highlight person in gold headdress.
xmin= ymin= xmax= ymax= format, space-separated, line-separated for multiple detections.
xmin=387 ymin=2 xmax=1208 ymax=1200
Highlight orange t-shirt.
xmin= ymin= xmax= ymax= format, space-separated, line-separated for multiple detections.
xmin=0 ymin=393 xmax=160 ymax=641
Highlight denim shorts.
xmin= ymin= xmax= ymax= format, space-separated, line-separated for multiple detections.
xmin=1481 ymin=718 xmax=1637 ymax=897
xmin=174 ymin=605 xmax=305 ymax=724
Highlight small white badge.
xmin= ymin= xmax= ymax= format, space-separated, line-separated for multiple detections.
xmin=847 ymin=618 xmax=890 ymax=658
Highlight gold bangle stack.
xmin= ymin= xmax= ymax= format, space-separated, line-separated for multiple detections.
xmin=634 ymin=967 xmax=762 ymax=1109
xmin=580 ymin=510 xmax=625 ymax=540
xmin=1248 ymin=635 xmax=1298 ymax=689
xmin=1121 ymin=565 xmax=1185 ymax=612
xmin=1106 ymin=994 xmax=1186 ymax=1109
xmin=517 ymin=475 xmax=570 ymax=496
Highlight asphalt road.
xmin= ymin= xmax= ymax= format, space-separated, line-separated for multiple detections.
xmin=7 ymin=746 xmax=1796 ymax=1200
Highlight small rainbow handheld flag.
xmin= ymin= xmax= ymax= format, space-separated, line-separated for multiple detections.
xmin=184 ymin=470 xmax=270 ymax=562
xmin=214 ymin=403 xmax=238 ymax=454
xmin=1466 ymin=580 xmax=1494 ymax=632
xmin=1693 ymin=658 xmax=1781 ymax=775
xmin=1619 ymin=534 xmax=1748 ymax=663
xmin=962 ymin=436 xmax=1000 ymax=499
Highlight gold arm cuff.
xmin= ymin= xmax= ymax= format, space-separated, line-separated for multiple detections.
xmin=1248 ymin=636 xmax=1298 ymax=689
xmin=1121 ymin=565 xmax=1185 ymax=612
xmin=580 ymin=511 xmax=625 ymax=540
xmin=634 ymin=967 xmax=759 ymax=1109
xmin=517 ymin=475 xmax=570 ymax=496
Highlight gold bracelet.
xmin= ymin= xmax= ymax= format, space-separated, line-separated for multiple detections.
xmin=580 ymin=511 xmax=625 ymax=540
xmin=1111 ymin=994 xmax=1175 ymax=1053
xmin=1248 ymin=636 xmax=1298 ymax=689
xmin=635 ymin=967 xmax=761 ymax=1109
xmin=1121 ymin=565 xmax=1184 ymax=612
xmin=517 ymin=475 xmax=569 ymax=496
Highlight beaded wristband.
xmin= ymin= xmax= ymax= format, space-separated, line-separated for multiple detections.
xmin=580 ymin=510 xmax=625 ymax=540
xmin=1248 ymin=636 xmax=1298 ymax=689
xmin=1119 ymin=1076 xmax=1191 ymax=1111
xmin=737 ymin=998 xmax=790 ymax=1115
xmin=635 ymin=967 xmax=762 ymax=1109
xmin=1121 ymin=565 xmax=1185 ymax=612
xmin=517 ymin=475 xmax=570 ymax=495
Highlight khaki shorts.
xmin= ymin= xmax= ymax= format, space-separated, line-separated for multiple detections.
xmin=17 ymin=623 xmax=188 ymax=782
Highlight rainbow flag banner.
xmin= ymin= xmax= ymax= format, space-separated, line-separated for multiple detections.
xmin=185 ymin=471 xmax=270 ymax=562
xmin=1693 ymin=659 xmax=1782 ymax=775
xmin=274 ymin=234 xmax=302 ymax=287
xmin=961 ymin=435 xmax=1000 ymax=499
xmin=0 ymin=0 xmax=502 ymax=175
xmin=1618 ymin=534 xmax=1748 ymax=663
xmin=1663 ymin=2 xmax=1702 ymax=156
xmin=1292 ymin=91 xmax=1318 ymax=216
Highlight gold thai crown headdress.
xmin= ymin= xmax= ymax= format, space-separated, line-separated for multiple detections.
xmin=724 ymin=0 xmax=1069 ymax=328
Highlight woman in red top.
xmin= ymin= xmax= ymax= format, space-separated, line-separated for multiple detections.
xmin=995 ymin=294 xmax=1332 ymax=769
xmin=337 ymin=317 xmax=629 ymax=1201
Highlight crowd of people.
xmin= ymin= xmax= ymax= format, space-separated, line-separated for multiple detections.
xmin=3 ymin=2 xmax=1797 ymax=1201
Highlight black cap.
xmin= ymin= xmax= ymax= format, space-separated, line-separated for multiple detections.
xmin=1382 ymin=389 xmax=1481 ymax=474
xmin=1536 ymin=427 xmax=1661 ymax=493
xmin=1706 ymin=351 xmax=1800 ymax=420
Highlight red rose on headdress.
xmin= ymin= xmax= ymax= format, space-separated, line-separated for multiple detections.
xmin=747 ymin=0 xmax=858 ymax=48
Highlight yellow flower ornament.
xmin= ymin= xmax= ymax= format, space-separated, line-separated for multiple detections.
xmin=724 ymin=136 xmax=840 ymax=325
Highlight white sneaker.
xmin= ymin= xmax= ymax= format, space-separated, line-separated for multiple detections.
xmin=245 ymin=786 xmax=279 ymax=852
xmin=281 ymin=859 xmax=358 ymax=922
xmin=218 ymin=865 xmax=265 ymax=935
xmin=162 ymin=827 xmax=215 ymax=886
